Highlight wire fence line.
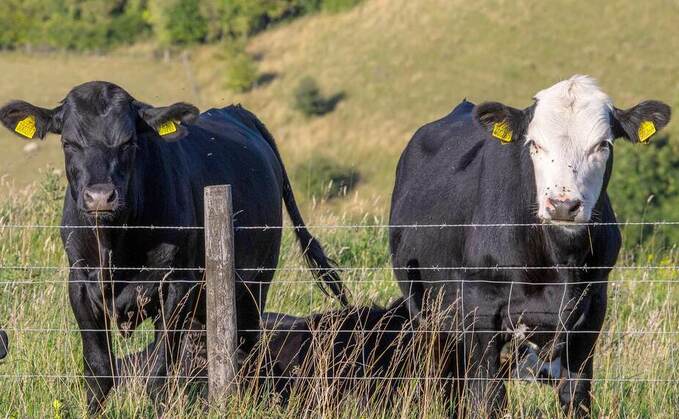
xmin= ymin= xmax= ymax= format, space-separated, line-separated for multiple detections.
xmin=2 ymin=220 xmax=679 ymax=230
xmin=1 ymin=220 xmax=676 ymax=396
xmin=0 ymin=374 xmax=674 ymax=383
xmin=1 ymin=278 xmax=677 ymax=286
xmin=4 ymin=328 xmax=679 ymax=335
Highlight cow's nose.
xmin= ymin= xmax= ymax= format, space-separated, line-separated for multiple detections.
xmin=83 ymin=184 xmax=117 ymax=212
xmin=546 ymin=198 xmax=582 ymax=221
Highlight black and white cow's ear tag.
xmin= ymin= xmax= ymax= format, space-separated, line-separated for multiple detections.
xmin=14 ymin=115 xmax=37 ymax=139
xmin=492 ymin=120 xmax=513 ymax=144
xmin=637 ymin=120 xmax=656 ymax=143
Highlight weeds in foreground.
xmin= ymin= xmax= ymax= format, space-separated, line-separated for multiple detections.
xmin=0 ymin=175 xmax=677 ymax=417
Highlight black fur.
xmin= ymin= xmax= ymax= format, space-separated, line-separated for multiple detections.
xmin=389 ymin=99 xmax=636 ymax=418
xmin=612 ymin=100 xmax=671 ymax=143
xmin=250 ymin=298 xmax=449 ymax=403
xmin=0 ymin=81 xmax=346 ymax=413
xmin=0 ymin=330 xmax=7 ymax=360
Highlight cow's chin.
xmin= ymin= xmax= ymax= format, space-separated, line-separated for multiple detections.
xmin=539 ymin=216 xmax=591 ymax=230
xmin=82 ymin=209 xmax=125 ymax=225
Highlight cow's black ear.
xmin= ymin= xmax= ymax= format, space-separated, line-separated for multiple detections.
xmin=473 ymin=102 xmax=526 ymax=144
xmin=0 ymin=100 xmax=62 ymax=140
xmin=136 ymin=102 xmax=199 ymax=142
xmin=612 ymin=100 xmax=671 ymax=143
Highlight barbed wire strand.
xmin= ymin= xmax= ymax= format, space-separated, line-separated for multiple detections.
xmin=2 ymin=220 xmax=679 ymax=230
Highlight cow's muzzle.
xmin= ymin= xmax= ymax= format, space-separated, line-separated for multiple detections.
xmin=546 ymin=197 xmax=582 ymax=222
xmin=83 ymin=183 xmax=118 ymax=214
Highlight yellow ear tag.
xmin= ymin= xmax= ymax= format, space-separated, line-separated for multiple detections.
xmin=15 ymin=115 xmax=37 ymax=139
xmin=157 ymin=120 xmax=177 ymax=136
xmin=492 ymin=120 xmax=513 ymax=143
xmin=637 ymin=120 xmax=656 ymax=143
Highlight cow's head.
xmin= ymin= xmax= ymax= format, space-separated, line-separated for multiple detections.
xmin=474 ymin=75 xmax=671 ymax=226
xmin=0 ymin=81 xmax=199 ymax=222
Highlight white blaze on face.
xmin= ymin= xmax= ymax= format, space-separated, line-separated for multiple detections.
xmin=527 ymin=75 xmax=614 ymax=223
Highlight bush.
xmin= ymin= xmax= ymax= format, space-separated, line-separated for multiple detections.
xmin=294 ymin=156 xmax=360 ymax=201
xmin=293 ymin=76 xmax=347 ymax=117
xmin=222 ymin=42 xmax=258 ymax=92
xmin=321 ymin=0 xmax=363 ymax=13
xmin=608 ymin=135 xmax=679 ymax=246
xmin=149 ymin=0 xmax=207 ymax=46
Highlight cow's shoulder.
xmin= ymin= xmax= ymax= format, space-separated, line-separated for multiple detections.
xmin=409 ymin=99 xmax=478 ymax=155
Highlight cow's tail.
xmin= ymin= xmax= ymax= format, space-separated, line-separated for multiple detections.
xmin=234 ymin=106 xmax=349 ymax=306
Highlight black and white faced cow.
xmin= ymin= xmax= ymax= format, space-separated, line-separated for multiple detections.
xmin=0 ymin=81 xmax=347 ymax=413
xmin=389 ymin=75 xmax=671 ymax=417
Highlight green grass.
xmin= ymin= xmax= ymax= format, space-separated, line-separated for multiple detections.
xmin=0 ymin=0 xmax=678 ymax=416
xmin=0 ymin=174 xmax=677 ymax=417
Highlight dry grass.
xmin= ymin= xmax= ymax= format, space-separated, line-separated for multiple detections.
xmin=0 ymin=174 xmax=677 ymax=417
xmin=0 ymin=0 xmax=678 ymax=416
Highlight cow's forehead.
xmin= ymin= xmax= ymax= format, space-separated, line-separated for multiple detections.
xmin=528 ymin=75 xmax=613 ymax=148
xmin=61 ymin=82 xmax=136 ymax=144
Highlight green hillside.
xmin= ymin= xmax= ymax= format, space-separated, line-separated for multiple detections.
xmin=1 ymin=0 xmax=677 ymax=223
xmin=0 ymin=1 xmax=678 ymax=417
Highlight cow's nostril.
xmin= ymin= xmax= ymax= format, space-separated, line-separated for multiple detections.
xmin=545 ymin=198 xmax=582 ymax=221
xmin=568 ymin=200 xmax=582 ymax=215
xmin=83 ymin=184 xmax=117 ymax=212
xmin=106 ymin=190 xmax=116 ymax=203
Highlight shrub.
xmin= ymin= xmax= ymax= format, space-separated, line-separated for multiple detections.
xmin=321 ymin=0 xmax=362 ymax=13
xmin=295 ymin=76 xmax=341 ymax=117
xmin=222 ymin=42 xmax=258 ymax=93
xmin=294 ymin=156 xmax=360 ymax=201
xmin=608 ymin=134 xmax=679 ymax=246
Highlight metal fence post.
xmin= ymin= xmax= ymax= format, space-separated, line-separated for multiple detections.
xmin=204 ymin=185 xmax=238 ymax=404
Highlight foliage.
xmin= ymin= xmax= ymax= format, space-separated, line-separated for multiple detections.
xmin=222 ymin=42 xmax=258 ymax=92
xmin=607 ymin=135 xmax=679 ymax=246
xmin=292 ymin=76 xmax=344 ymax=117
xmin=293 ymin=156 xmax=360 ymax=200
xmin=0 ymin=0 xmax=149 ymax=51
xmin=149 ymin=0 xmax=206 ymax=46
xmin=0 ymin=0 xmax=363 ymax=51
xmin=0 ymin=174 xmax=676 ymax=416
xmin=320 ymin=0 xmax=363 ymax=12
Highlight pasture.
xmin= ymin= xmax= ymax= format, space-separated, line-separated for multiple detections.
xmin=0 ymin=0 xmax=678 ymax=417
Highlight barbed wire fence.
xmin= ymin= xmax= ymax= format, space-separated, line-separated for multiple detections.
xmin=0 ymin=185 xmax=677 ymax=413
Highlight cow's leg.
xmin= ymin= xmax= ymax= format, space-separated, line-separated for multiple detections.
xmin=557 ymin=285 xmax=606 ymax=418
xmin=145 ymin=281 xmax=197 ymax=409
xmin=69 ymin=278 xmax=116 ymax=414
xmin=463 ymin=330 xmax=506 ymax=419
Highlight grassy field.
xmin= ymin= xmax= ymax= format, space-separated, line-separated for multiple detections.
xmin=0 ymin=0 xmax=678 ymax=417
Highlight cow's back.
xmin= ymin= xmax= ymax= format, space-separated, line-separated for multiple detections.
xmin=390 ymin=101 xmax=534 ymax=272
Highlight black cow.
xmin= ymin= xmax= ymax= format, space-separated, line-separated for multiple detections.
xmin=0 ymin=81 xmax=347 ymax=413
xmin=253 ymin=298 xmax=418 ymax=403
xmin=389 ymin=76 xmax=671 ymax=417
xmin=0 ymin=330 xmax=7 ymax=360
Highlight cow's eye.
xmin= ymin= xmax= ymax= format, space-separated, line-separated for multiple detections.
xmin=596 ymin=141 xmax=611 ymax=153
xmin=62 ymin=140 xmax=81 ymax=152
xmin=120 ymin=139 xmax=136 ymax=152
xmin=527 ymin=140 xmax=542 ymax=153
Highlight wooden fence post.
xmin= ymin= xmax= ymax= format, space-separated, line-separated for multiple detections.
xmin=204 ymin=185 xmax=238 ymax=404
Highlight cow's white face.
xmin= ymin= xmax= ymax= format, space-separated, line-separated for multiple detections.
xmin=526 ymin=76 xmax=613 ymax=224
xmin=473 ymin=74 xmax=671 ymax=228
